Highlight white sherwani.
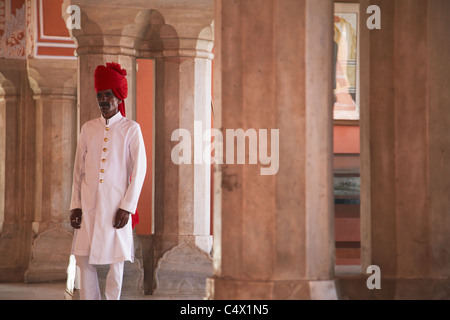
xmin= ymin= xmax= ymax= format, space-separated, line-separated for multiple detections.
xmin=70 ymin=112 xmax=147 ymax=265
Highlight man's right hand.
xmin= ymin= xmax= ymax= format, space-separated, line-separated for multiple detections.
xmin=70 ymin=209 xmax=82 ymax=229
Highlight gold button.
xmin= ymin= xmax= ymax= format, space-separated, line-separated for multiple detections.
xmin=102 ymin=159 xmax=106 ymax=163
xmin=105 ymin=127 xmax=109 ymax=131
xmin=103 ymin=148 xmax=107 ymax=152
xmin=100 ymin=179 xmax=103 ymax=183
xmin=100 ymin=169 xmax=105 ymax=173
xmin=104 ymin=138 xmax=108 ymax=142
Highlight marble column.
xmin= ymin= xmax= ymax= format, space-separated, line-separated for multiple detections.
xmin=0 ymin=60 xmax=35 ymax=282
xmin=136 ymin=7 xmax=215 ymax=298
xmin=207 ymin=0 xmax=336 ymax=300
xmin=151 ymin=53 xmax=213 ymax=297
xmin=339 ymin=0 xmax=450 ymax=300
xmin=427 ymin=0 xmax=450 ymax=284
xmin=24 ymin=59 xmax=78 ymax=283
xmin=369 ymin=0 xmax=450 ymax=299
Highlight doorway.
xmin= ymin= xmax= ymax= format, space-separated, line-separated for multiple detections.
xmin=333 ymin=1 xmax=371 ymax=273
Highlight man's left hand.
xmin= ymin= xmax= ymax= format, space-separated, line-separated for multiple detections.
xmin=114 ymin=208 xmax=131 ymax=229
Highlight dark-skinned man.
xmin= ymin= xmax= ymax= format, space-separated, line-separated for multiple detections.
xmin=69 ymin=62 xmax=147 ymax=300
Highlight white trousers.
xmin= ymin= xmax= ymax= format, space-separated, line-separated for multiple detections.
xmin=75 ymin=255 xmax=124 ymax=300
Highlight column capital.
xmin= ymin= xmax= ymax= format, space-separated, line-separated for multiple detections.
xmin=27 ymin=59 xmax=77 ymax=98
xmin=74 ymin=35 xmax=139 ymax=57
xmin=62 ymin=1 xmax=214 ymax=60
xmin=0 ymin=59 xmax=27 ymax=96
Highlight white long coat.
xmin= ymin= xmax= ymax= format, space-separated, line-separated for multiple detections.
xmin=70 ymin=112 xmax=147 ymax=265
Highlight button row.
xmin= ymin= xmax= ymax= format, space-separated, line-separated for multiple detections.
xmin=101 ymin=128 xmax=109 ymax=183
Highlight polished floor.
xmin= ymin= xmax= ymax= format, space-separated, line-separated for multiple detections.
xmin=0 ymin=281 xmax=67 ymax=300
xmin=0 ymin=266 xmax=361 ymax=300
xmin=0 ymin=281 xmax=204 ymax=300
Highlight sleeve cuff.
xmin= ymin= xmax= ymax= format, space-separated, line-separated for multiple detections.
xmin=119 ymin=200 xmax=137 ymax=214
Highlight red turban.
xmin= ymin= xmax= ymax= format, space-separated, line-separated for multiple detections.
xmin=94 ymin=62 xmax=139 ymax=229
xmin=94 ymin=62 xmax=128 ymax=117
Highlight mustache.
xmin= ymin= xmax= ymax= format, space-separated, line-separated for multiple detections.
xmin=99 ymin=102 xmax=110 ymax=107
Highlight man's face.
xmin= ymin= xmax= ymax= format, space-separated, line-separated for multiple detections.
xmin=97 ymin=89 xmax=121 ymax=119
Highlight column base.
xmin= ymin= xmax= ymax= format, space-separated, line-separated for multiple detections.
xmin=153 ymin=234 xmax=213 ymax=258
xmin=206 ymin=277 xmax=338 ymax=300
xmin=153 ymin=241 xmax=213 ymax=297
xmin=25 ymin=227 xmax=73 ymax=283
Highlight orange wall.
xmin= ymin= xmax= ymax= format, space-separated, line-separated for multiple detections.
xmin=36 ymin=0 xmax=76 ymax=57
xmin=135 ymin=59 xmax=215 ymax=236
xmin=41 ymin=0 xmax=71 ymax=38
xmin=136 ymin=59 xmax=154 ymax=235
xmin=333 ymin=125 xmax=360 ymax=154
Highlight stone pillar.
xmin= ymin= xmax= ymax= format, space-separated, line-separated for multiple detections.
xmin=152 ymin=53 xmax=213 ymax=297
xmin=207 ymin=0 xmax=336 ymax=300
xmin=0 ymin=60 xmax=35 ymax=282
xmin=134 ymin=6 xmax=215 ymax=298
xmin=428 ymin=0 xmax=450 ymax=286
xmin=369 ymin=0 xmax=450 ymax=299
xmin=339 ymin=0 xmax=450 ymax=300
xmin=24 ymin=59 xmax=78 ymax=283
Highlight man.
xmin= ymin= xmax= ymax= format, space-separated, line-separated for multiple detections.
xmin=69 ymin=62 xmax=147 ymax=300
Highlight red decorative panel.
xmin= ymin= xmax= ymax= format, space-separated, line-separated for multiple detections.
xmin=34 ymin=0 xmax=76 ymax=59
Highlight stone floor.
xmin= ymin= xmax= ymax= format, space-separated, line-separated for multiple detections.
xmin=0 ymin=281 xmax=67 ymax=300
xmin=0 ymin=266 xmax=362 ymax=300
xmin=0 ymin=281 xmax=205 ymax=300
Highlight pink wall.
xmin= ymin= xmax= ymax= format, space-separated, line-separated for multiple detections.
xmin=136 ymin=59 xmax=154 ymax=235
xmin=333 ymin=125 xmax=360 ymax=154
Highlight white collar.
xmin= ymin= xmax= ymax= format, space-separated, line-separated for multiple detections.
xmin=102 ymin=111 xmax=123 ymax=125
